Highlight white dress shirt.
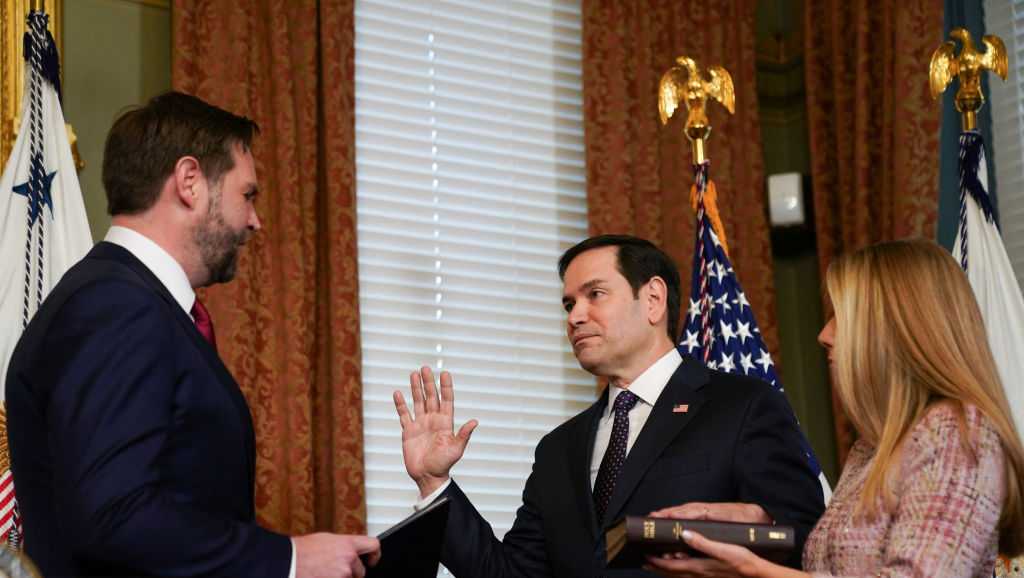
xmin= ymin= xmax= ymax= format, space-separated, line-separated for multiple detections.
xmin=417 ymin=347 xmax=683 ymax=508
xmin=103 ymin=226 xmax=297 ymax=578
xmin=589 ymin=347 xmax=682 ymax=488
xmin=104 ymin=226 xmax=196 ymax=316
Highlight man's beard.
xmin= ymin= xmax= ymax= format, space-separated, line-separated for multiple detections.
xmin=193 ymin=194 xmax=248 ymax=285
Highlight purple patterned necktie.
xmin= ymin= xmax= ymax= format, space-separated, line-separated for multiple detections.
xmin=593 ymin=389 xmax=640 ymax=523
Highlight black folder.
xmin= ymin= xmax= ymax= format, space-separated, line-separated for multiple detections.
xmin=365 ymin=496 xmax=450 ymax=577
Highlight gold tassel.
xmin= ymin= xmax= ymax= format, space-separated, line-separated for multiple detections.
xmin=690 ymin=179 xmax=730 ymax=257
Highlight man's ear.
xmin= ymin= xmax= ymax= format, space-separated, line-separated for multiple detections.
xmin=172 ymin=156 xmax=203 ymax=209
xmin=644 ymin=276 xmax=668 ymax=327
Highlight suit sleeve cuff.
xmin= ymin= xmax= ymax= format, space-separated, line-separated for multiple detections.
xmin=414 ymin=478 xmax=451 ymax=510
xmin=288 ymin=538 xmax=297 ymax=578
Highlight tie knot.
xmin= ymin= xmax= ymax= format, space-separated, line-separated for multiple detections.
xmin=191 ymin=298 xmax=210 ymax=323
xmin=613 ymin=389 xmax=640 ymax=414
xmin=191 ymin=298 xmax=217 ymax=350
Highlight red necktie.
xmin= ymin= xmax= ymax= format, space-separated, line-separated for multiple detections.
xmin=191 ymin=298 xmax=218 ymax=351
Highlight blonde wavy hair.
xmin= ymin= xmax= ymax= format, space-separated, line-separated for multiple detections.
xmin=825 ymin=239 xmax=1024 ymax=555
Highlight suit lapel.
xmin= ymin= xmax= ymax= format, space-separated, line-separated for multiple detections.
xmin=91 ymin=242 xmax=258 ymax=495
xmin=601 ymin=357 xmax=710 ymax=528
xmin=571 ymin=390 xmax=608 ymax=541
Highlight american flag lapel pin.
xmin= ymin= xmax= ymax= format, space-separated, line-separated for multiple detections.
xmin=672 ymin=404 xmax=689 ymax=413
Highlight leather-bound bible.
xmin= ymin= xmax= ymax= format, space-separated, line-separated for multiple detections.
xmin=605 ymin=516 xmax=794 ymax=567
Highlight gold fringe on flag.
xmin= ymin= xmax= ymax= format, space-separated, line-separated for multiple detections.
xmin=690 ymin=179 xmax=730 ymax=257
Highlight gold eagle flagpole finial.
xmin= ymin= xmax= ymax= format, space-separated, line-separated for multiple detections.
xmin=929 ymin=27 xmax=1007 ymax=131
xmin=658 ymin=56 xmax=735 ymax=165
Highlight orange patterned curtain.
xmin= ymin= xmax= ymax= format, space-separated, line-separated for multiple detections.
xmin=582 ymin=0 xmax=781 ymax=362
xmin=805 ymin=0 xmax=943 ymax=465
xmin=173 ymin=0 xmax=365 ymax=534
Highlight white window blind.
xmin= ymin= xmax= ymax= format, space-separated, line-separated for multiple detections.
xmin=987 ymin=0 xmax=1024 ymax=285
xmin=354 ymin=0 xmax=592 ymax=541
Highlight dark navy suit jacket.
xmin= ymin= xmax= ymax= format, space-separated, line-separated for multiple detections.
xmin=5 ymin=242 xmax=291 ymax=577
xmin=438 ymin=357 xmax=825 ymax=577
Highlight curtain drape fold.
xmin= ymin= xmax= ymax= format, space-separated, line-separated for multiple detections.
xmin=804 ymin=0 xmax=944 ymax=465
xmin=172 ymin=0 xmax=365 ymax=534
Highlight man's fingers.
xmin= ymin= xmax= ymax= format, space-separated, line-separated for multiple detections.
xmin=643 ymin=555 xmax=698 ymax=574
xmin=351 ymin=557 xmax=366 ymax=578
xmin=352 ymin=535 xmax=380 ymax=555
xmin=679 ymin=502 xmax=710 ymax=519
xmin=421 ymin=366 xmax=440 ymax=413
xmin=653 ymin=502 xmax=770 ymax=524
xmin=409 ymin=371 xmax=426 ymax=417
xmin=439 ymin=370 xmax=455 ymax=411
xmin=456 ymin=419 xmax=478 ymax=442
xmin=366 ymin=547 xmax=382 ymax=567
xmin=350 ymin=535 xmax=380 ymax=576
xmin=648 ymin=502 xmax=705 ymax=520
xmin=393 ymin=391 xmax=412 ymax=428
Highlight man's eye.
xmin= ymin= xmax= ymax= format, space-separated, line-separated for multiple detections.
xmin=563 ymin=302 xmax=573 ymax=313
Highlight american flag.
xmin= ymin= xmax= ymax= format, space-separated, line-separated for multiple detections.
xmin=678 ymin=162 xmax=830 ymax=499
xmin=0 ymin=8 xmax=92 ymax=549
xmin=0 ymin=469 xmax=19 ymax=549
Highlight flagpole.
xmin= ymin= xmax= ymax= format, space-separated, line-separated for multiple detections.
xmin=657 ymin=55 xmax=831 ymax=499
xmin=657 ymin=57 xmax=735 ymax=362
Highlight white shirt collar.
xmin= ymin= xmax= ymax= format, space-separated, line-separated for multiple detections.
xmin=607 ymin=347 xmax=683 ymax=412
xmin=104 ymin=225 xmax=195 ymax=315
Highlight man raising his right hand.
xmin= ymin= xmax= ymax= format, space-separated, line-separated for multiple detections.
xmin=394 ymin=235 xmax=824 ymax=577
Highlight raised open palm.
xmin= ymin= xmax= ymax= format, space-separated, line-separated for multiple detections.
xmin=393 ymin=366 xmax=478 ymax=497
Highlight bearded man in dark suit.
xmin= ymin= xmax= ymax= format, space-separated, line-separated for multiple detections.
xmin=6 ymin=91 xmax=379 ymax=578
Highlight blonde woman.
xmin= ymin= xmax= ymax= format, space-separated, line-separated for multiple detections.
xmin=646 ymin=239 xmax=1024 ymax=578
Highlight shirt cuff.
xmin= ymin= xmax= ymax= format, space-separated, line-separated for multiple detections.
xmin=288 ymin=538 xmax=297 ymax=578
xmin=414 ymin=478 xmax=452 ymax=510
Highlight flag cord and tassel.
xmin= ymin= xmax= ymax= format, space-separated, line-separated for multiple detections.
xmin=27 ymin=12 xmax=48 ymax=321
xmin=689 ymin=171 xmax=730 ymax=256
xmin=691 ymin=161 xmax=714 ymax=364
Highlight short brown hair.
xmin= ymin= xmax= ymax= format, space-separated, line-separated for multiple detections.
xmin=102 ymin=91 xmax=259 ymax=216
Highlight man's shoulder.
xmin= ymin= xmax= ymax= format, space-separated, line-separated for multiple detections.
xmin=22 ymin=251 xmax=168 ymax=345
xmin=665 ymin=360 xmax=787 ymax=421
xmin=673 ymin=356 xmax=774 ymax=397
xmin=536 ymin=399 xmax=600 ymax=451
xmin=51 ymin=248 xmax=158 ymax=307
xmin=701 ymin=366 xmax=774 ymax=396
